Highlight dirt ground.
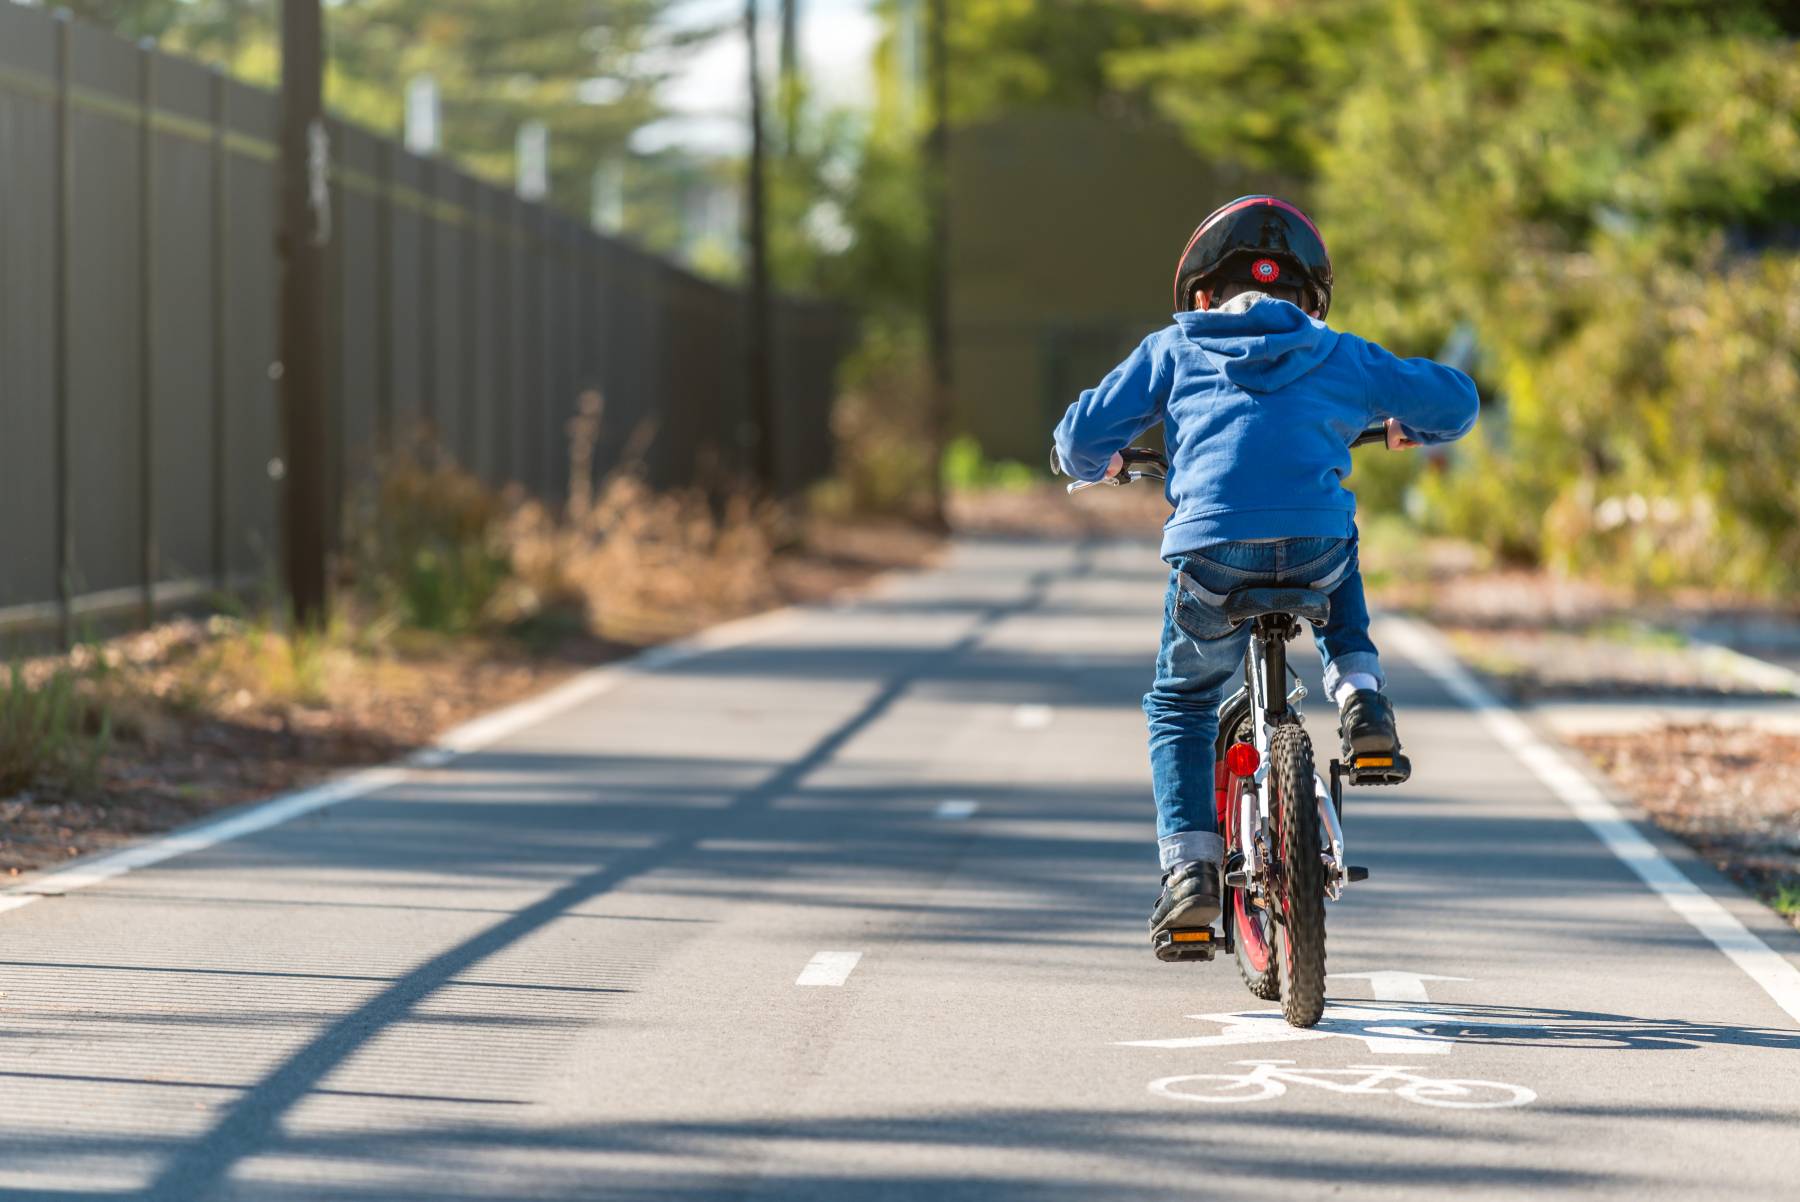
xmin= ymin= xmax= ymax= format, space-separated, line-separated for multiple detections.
xmin=0 ymin=520 xmax=941 ymax=879
xmin=1572 ymin=726 xmax=1800 ymax=929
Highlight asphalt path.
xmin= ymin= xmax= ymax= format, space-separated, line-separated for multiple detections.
xmin=3 ymin=537 xmax=1799 ymax=1201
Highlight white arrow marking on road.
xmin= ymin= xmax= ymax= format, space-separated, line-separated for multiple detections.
xmin=1119 ymin=1006 xmax=1458 ymax=1055
xmin=796 ymin=951 xmax=863 ymax=987
xmin=1330 ymin=971 xmax=1471 ymax=1004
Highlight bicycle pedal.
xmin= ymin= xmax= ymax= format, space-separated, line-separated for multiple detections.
xmin=1153 ymin=927 xmax=1218 ymax=963
xmin=1347 ymin=865 xmax=1370 ymax=882
xmin=1347 ymin=753 xmax=1411 ymax=786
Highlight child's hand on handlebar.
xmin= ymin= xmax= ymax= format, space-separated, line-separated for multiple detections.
xmin=1385 ymin=419 xmax=1421 ymax=451
xmin=1105 ymin=452 xmax=1126 ymax=479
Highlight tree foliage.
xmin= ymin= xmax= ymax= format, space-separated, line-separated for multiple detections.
xmin=66 ymin=0 xmax=686 ymax=223
xmin=1117 ymin=0 xmax=1800 ymax=591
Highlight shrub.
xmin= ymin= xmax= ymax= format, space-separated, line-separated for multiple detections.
xmin=348 ymin=445 xmax=514 ymax=634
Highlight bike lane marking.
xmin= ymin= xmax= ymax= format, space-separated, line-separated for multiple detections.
xmin=1119 ymin=971 xmax=1489 ymax=1055
xmin=1384 ymin=616 xmax=1800 ymax=1026
xmin=796 ymin=951 xmax=864 ymax=987
xmin=1119 ymin=1005 xmax=1472 ymax=1055
xmin=1149 ymin=1060 xmax=1537 ymax=1110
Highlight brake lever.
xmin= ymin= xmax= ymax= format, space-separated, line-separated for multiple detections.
xmin=1066 ymin=469 xmax=1164 ymax=494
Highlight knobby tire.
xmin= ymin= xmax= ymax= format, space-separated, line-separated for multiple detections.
xmin=1272 ymin=723 xmax=1326 ymax=1027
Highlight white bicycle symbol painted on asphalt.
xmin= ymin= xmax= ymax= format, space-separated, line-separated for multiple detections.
xmin=1151 ymin=1059 xmax=1537 ymax=1109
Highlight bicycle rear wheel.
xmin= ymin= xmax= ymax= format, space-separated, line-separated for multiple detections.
xmin=1219 ymin=703 xmax=1279 ymax=1001
xmin=1271 ymin=723 xmax=1327 ymax=1027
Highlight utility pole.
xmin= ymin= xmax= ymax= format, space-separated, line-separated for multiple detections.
xmin=778 ymin=0 xmax=801 ymax=153
xmin=277 ymin=0 xmax=330 ymax=625
xmin=744 ymin=0 xmax=777 ymax=492
xmin=924 ymin=0 xmax=951 ymax=528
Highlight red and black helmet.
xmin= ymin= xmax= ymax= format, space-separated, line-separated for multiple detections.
xmin=1172 ymin=195 xmax=1333 ymax=319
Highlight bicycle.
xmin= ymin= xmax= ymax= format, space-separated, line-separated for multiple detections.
xmin=1149 ymin=1059 xmax=1535 ymax=1109
xmin=1068 ymin=424 xmax=1408 ymax=1028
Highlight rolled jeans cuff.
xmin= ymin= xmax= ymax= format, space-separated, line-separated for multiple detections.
xmin=1322 ymin=651 xmax=1384 ymax=700
xmin=1159 ymin=831 xmax=1225 ymax=871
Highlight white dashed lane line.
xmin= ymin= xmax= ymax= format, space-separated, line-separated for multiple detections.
xmin=795 ymin=951 xmax=864 ymax=987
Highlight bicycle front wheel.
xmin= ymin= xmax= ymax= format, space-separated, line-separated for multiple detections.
xmin=1271 ymin=723 xmax=1327 ymax=1027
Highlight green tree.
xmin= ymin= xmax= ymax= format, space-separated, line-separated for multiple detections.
xmin=1116 ymin=0 xmax=1800 ymax=588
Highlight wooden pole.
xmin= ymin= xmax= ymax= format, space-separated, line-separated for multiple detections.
xmin=745 ymin=0 xmax=777 ymax=493
xmin=277 ymin=0 xmax=330 ymax=625
xmin=924 ymin=0 xmax=951 ymax=529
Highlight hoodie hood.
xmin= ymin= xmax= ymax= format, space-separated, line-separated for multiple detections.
xmin=1172 ymin=294 xmax=1339 ymax=393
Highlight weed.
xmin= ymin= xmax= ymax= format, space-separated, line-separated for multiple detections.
xmin=1768 ymin=881 xmax=1800 ymax=919
xmin=0 ymin=664 xmax=109 ymax=797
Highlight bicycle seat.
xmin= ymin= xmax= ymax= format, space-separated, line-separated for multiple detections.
xmin=1221 ymin=587 xmax=1332 ymax=628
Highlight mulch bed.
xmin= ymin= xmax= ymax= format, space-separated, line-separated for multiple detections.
xmin=1572 ymin=725 xmax=1800 ymax=931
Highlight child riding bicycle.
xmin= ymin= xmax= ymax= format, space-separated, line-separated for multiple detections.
xmin=1050 ymin=196 xmax=1479 ymax=948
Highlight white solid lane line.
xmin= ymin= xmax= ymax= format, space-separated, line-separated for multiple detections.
xmin=934 ymin=799 xmax=980 ymax=819
xmin=1384 ymin=615 xmax=1800 ymax=1026
xmin=796 ymin=951 xmax=864 ymax=987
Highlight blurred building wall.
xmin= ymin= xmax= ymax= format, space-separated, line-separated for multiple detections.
xmin=0 ymin=6 xmax=851 ymax=631
xmin=948 ymin=109 xmax=1273 ymax=463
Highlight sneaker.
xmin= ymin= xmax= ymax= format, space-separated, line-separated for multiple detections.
xmin=1150 ymin=860 xmax=1221 ymax=934
xmin=1339 ymin=688 xmax=1400 ymax=759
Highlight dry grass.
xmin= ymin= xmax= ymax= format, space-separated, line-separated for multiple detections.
xmin=508 ymin=477 xmax=786 ymax=644
xmin=0 ymin=394 xmax=944 ymax=877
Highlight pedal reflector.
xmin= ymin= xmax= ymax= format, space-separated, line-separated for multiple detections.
xmin=1353 ymin=756 xmax=1393 ymax=768
xmin=1170 ymin=930 xmax=1212 ymax=943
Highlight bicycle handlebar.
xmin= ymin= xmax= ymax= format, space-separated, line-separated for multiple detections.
xmin=1066 ymin=423 xmax=1391 ymax=494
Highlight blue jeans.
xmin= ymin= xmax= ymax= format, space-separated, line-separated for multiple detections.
xmin=1144 ymin=536 xmax=1383 ymax=871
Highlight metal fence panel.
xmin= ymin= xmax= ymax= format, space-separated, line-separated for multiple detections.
xmin=221 ymin=77 xmax=279 ymax=581
xmin=66 ymin=23 xmax=145 ymax=596
xmin=333 ymin=121 xmax=383 ymax=503
xmin=387 ymin=149 xmax=424 ymax=439
xmin=149 ymin=54 xmax=219 ymax=583
xmin=0 ymin=10 xmax=61 ymax=612
xmin=0 ymin=6 xmax=855 ymax=635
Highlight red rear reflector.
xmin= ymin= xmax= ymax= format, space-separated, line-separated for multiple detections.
xmin=1225 ymin=743 xmax=1260 ymax=777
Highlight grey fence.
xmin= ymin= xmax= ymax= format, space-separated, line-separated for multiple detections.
xmin=0 ymin=6 xmax=851 ymax=631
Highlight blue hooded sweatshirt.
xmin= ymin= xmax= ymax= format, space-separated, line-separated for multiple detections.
xmin=1053 ymin=297 xmax=1479 ymax=559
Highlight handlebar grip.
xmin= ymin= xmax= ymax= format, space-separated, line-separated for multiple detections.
xmin=1119 ymin=446 xmax=1169 ymax=470
xmin=1351 ymin=424 xmax=1388 ymax=448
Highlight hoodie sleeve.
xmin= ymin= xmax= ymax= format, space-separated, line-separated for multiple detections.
xmin=1052 ymin=331 xmax=1175 ymax=482
xmin=1351 ymin=336 xmax=1480 ymax=446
